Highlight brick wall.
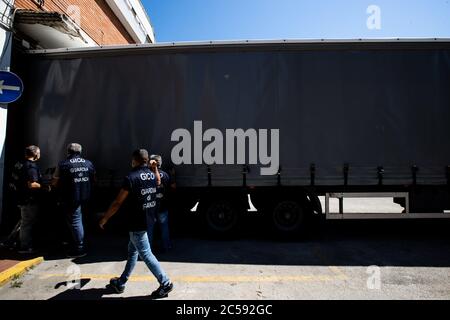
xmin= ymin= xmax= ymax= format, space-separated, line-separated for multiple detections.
xmin=14 ymin=0 xmax=135 ymax=45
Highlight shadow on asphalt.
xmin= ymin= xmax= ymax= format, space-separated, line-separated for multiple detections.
xmin=49 ymin=278 xmax=165 ymax=300
xmin=2 ymin=214 xmax=450 ymax=268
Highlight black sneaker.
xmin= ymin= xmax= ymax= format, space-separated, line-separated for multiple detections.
xmin=151 ymin=282 xmax=173 ymax=299
xmin=67 ymin=248 xmax=87 ymax=258
xmin=107 ymin=277 xmax=125 ymax=294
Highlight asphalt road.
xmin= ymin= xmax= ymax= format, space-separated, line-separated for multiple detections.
xmin=1 ymin=210 xmax=450 ymax=300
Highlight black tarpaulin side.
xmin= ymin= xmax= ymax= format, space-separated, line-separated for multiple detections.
xmin=6 ymin=44 xmax=450 ymax=187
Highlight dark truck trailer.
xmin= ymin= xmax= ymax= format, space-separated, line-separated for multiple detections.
xmin=5 ymin=39 xmax=450 ymax=236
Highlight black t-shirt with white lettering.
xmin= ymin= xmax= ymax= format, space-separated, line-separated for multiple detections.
xmin=56 ymin=154 xmax=95 ymax=206
xmin=122 ymin=165 xmax=158 ymax=231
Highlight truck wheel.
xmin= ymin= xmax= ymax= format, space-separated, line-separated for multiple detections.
xmin=200 ymin=200 xmax=240 ymax=235
xmin=271 ymin=200 xmax=305 ymax=236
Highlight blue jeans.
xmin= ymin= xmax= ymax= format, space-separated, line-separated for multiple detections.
xmin=19 ymin=204 xmax=39 ymax=249
xmin=119 ymin=231 xmax=170 ymax=286
xmin=65 ymin=205 xmax=84 ymax=250
xmin=147 ymin=211 xmax=171 ymax=251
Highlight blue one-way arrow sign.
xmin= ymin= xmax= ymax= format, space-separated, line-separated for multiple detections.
xmin=0 ymin=71 xmax=24 ymax=104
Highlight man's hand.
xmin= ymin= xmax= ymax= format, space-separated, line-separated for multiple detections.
xmin=28 ymin=181 xmax=41 ymax=189
xmin=150 ymin=161 xmax=161 ymax=186
xmin=149 ymin=160 xmax=158 ymax=172
xmin=99 ymin=217 xmax=108 ymax=230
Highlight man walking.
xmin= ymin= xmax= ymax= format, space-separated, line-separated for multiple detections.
xmin=147 ymin=155 xmax=174 ymax=252
xmin=52 ymin=143 xmax=95 ymax=258
xmin=99 ymin=149 xmax=173 ymax=299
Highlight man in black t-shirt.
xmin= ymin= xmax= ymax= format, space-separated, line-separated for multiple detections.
xmin=8 ymin=146 xmax=43 ymax=253
xmin=147 ymin=155 xmax=174 ymax=252
xmin=99 ymin=149 xmax=173 ymax=299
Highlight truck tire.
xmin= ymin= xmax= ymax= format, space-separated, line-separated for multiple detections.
xmin=199 ymin=199 xmax=240 ymax=236
xmin=271 ymin=200 xmax=305 ymax=237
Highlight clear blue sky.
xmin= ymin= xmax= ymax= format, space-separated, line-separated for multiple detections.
xmin=141 ymin=0 xmax=450 ymax=42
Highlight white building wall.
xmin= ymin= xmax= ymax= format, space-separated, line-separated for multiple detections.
xmin=0 ymin=0 xmax=13 ymax=225
xmin=105 ymin=0 xmax=155 ymax=43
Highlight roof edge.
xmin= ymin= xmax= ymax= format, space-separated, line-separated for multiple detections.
xmin=26 ymin=38 xmax=450 ymax=56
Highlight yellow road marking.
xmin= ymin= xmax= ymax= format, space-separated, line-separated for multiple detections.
xmin=0 ymin=257 xmax=44 ymax=287
xmin=38 ymin=273 xmax=348 ymax=283
xmin=328 ymin=266 xmax=347 ymax=280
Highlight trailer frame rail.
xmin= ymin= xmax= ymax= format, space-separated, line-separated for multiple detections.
xmin=325 ymin=192 xmax=450 ymax=220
